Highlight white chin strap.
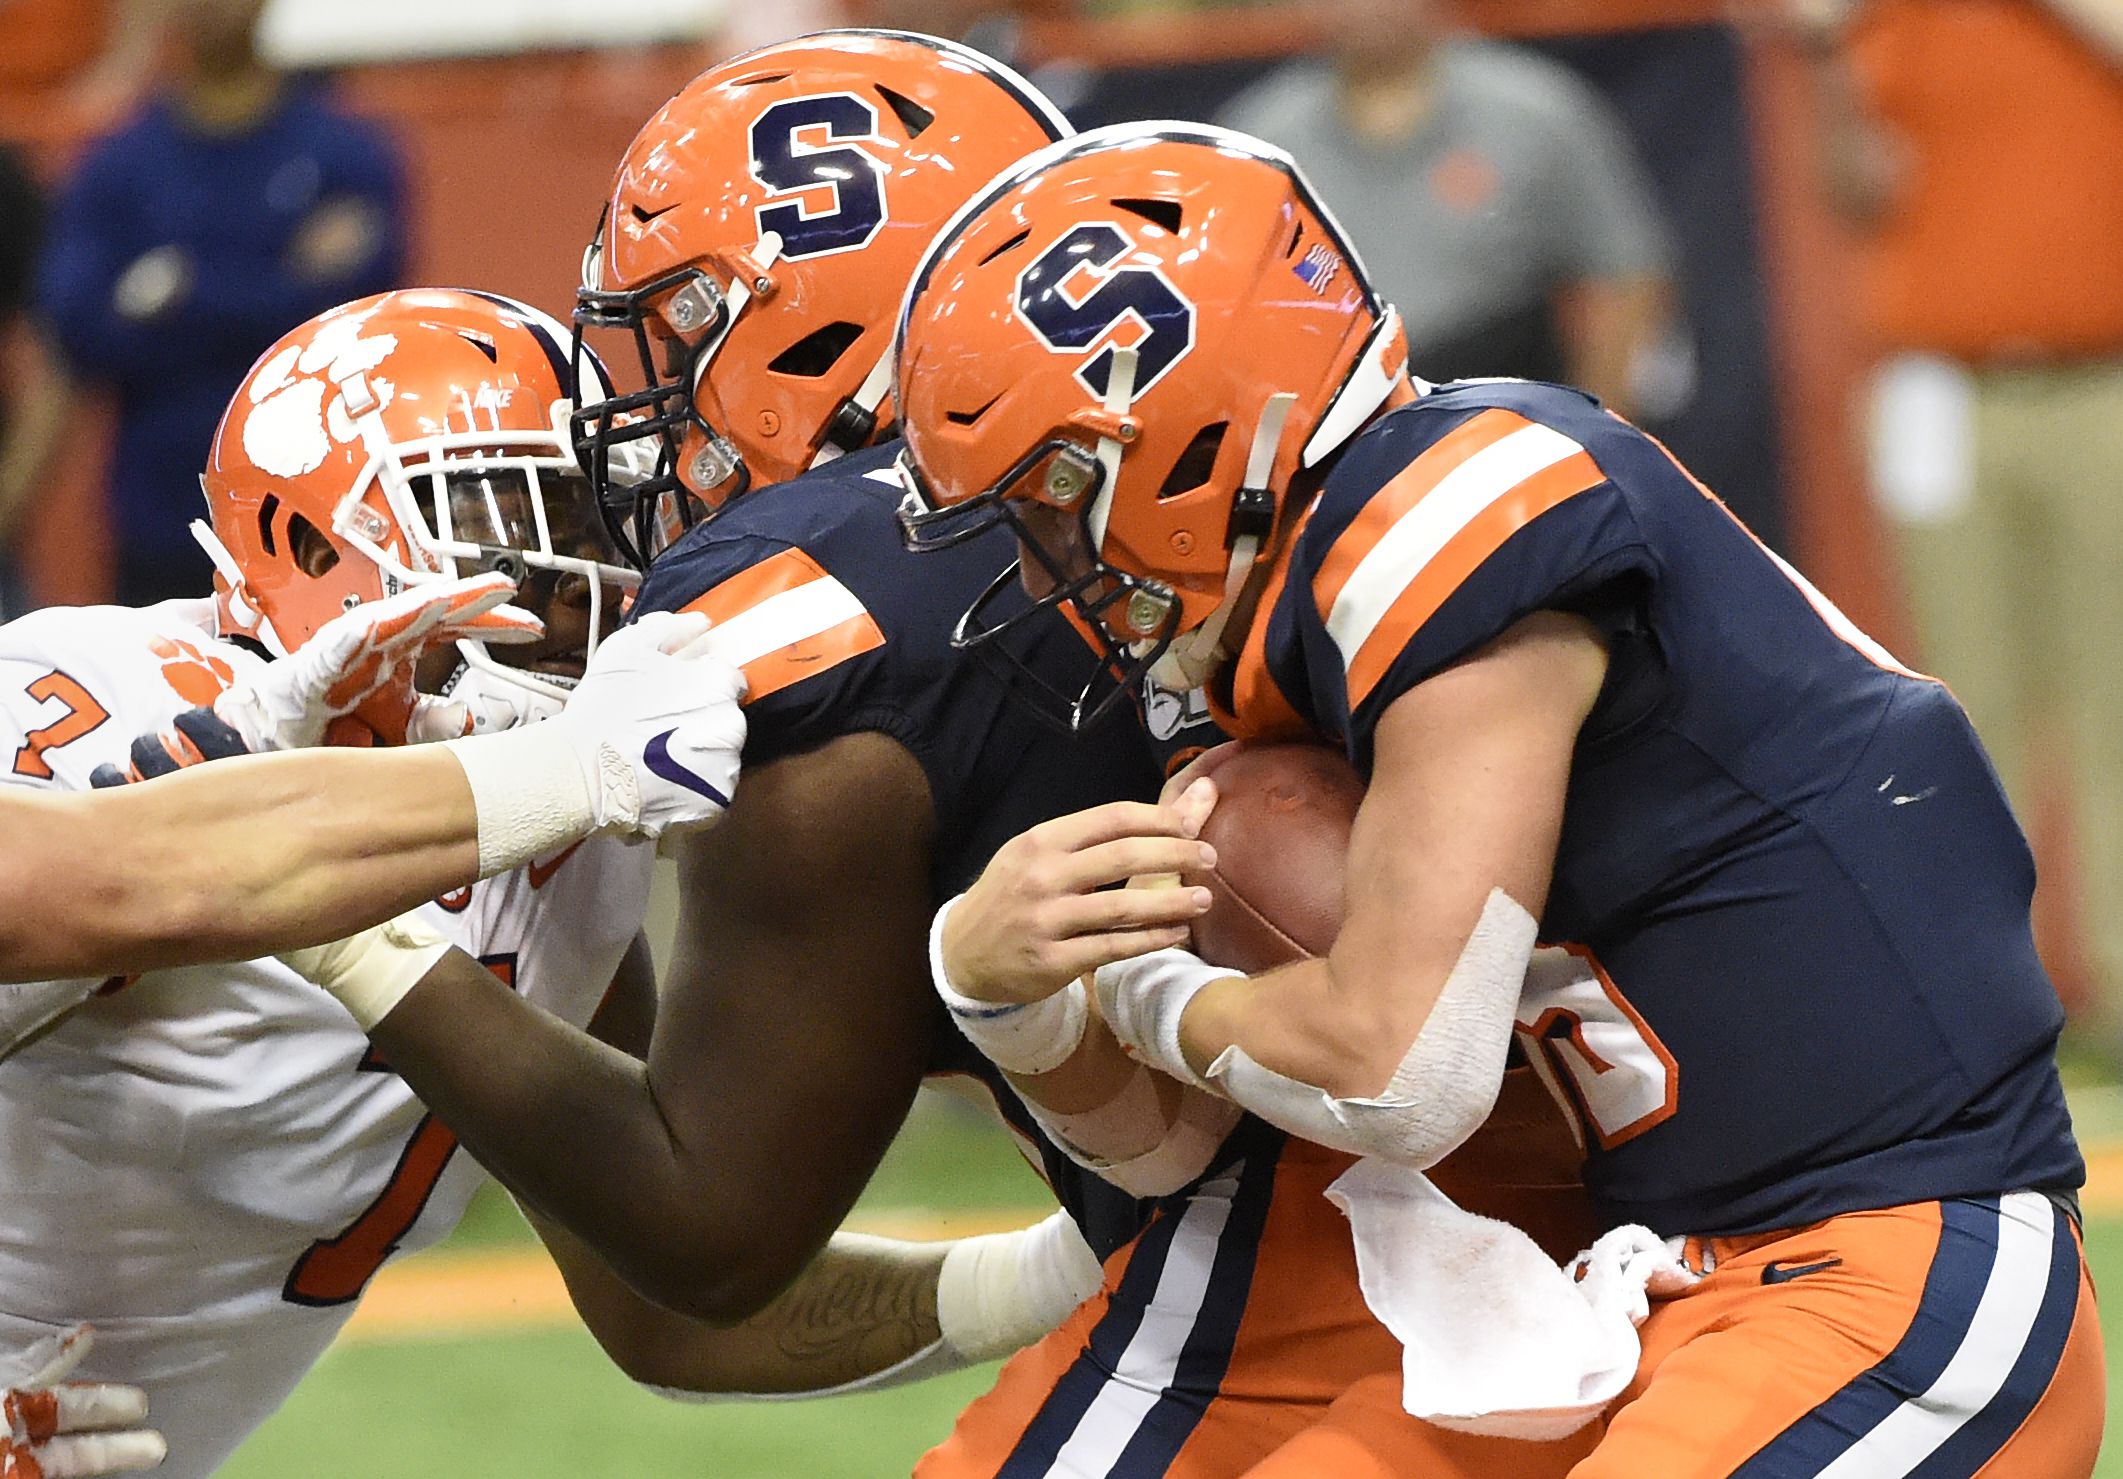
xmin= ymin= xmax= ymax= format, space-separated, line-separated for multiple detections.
xmin=1145 ymin=391 xmax=1297 ymax=692
xmin=192 ymin=516 xmax=289 ymax=656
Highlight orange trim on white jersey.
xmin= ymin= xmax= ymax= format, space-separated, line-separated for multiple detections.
xmin=677 ymin=546 xmax=886 ymax=703
xmin=1313 ymin=409 xmax=1607 ymax=710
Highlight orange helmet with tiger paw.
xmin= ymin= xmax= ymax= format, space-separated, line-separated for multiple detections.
xmin=571 ymin=28 xmax=1072 ymax=567
xmin=199 ymin=288 xmax=636 ymax=741
xmin=895 ymin=123 xmax=1411 ymax=731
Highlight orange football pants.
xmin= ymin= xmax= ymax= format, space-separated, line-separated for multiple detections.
xmin=920 ymin=1068 xmax=1600 ymax=1479
xmin=1245 ymin=1191 xmax=2102 ymax=1479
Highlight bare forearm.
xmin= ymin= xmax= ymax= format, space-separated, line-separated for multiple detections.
xmin=0 ymin=747 xmax=478 ymax=981
xmin=367 ymin=953 xmax=759 ymax=1316
xmin=541 ymin=1210 xmax=944 ymax=1395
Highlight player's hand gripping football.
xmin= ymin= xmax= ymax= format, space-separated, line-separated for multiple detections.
xmin=0 ymin=1326 xmax=165 ymax=1478
xmin=90 ymin=574 xmax=542 ymax=787
xmin=549 ymin=610 xmax=748 ymax=838
xmin=937 ymin=778 xmax=1220 ymax=1007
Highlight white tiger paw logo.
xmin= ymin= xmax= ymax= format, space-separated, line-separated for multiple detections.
xmin=241 ymin=310 xmax=399 ymax=479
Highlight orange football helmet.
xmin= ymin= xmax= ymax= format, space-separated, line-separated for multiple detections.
xmin=570 ymin=28 xmax=1072 ymax=567
xmin=896 ymin=123 xmax=1411 ymax=730
xmin=198 ymin=288 xmax=637 ymax=740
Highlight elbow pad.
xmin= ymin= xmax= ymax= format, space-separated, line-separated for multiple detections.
xmin=1023 ymin=1066 xmax=1244 ymax=1198
xmin=1202 ymin=889 xmax=1536 ymax=1170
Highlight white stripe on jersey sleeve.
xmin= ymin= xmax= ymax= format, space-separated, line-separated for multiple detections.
xmin=1324 ymin=422 xmax=1586 ymax=673
xmin=697 ymin=573 xmax=871 ymax=673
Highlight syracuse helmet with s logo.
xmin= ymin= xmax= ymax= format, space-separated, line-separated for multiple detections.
xmin=896 ymin=123 xmax=1411 ymax=730
xmin=570 ymin=28 xmax=1074 ymax=567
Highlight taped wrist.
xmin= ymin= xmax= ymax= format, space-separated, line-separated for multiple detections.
xmin=1025 ymin=1067 xmax=1243 ymax=1198
xmin=1092 ymin=948 xmax=1233 ymax=1091
xmin=277 ymin=913 xmax=455 ymax=1030
xmin=937 ymin=1211 xmax=1104 ymax=1363
xmin=1203 ymin=889 xmax=1536 ymax=1169
xmin=930 ymin=896 xmax=1091 ymax=1077
xmin=441 ymin=723 xmax=598 ymax=877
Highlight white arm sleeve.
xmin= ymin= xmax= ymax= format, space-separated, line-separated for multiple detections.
xmin=1201 ymin=889 xmax=1536 ymax=1170
xmin=1021 ymin=1065 xmax=1244 ymax=1198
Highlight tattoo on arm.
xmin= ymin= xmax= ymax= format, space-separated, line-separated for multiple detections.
xmin=744 ymin=1239 xmax=945 ymax=1385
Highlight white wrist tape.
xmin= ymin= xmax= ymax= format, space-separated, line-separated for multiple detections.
xmin=930 ymin=895 xmax=1091 ymax=1077
xmin=1203 ymin=889 xmax=1536 ymax=1170
xmin=441 ymin=723 xmax=598 ymax=878
xmin=1026 ymin=1067 xmax=1244 ymax=1198
xmin=1092 ymin=948 xmax=1234 ymax=1091
xmin=277 ymin=912 xmax=455 ymax=1031
xmin=937 ymin=1211 xmax=1104 ymax=1363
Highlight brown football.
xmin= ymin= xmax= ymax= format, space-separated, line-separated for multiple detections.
xmin=1184 ymin=743 xmax=1365 ymax=973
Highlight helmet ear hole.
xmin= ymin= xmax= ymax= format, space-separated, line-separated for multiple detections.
xmin=767 ymin=321 xmax=864 ymax=378
xmin=288 ymin=513 xmax=342 ymax=579
xmin=1159 ymin=422 xmax=1228 ymax=498
xmin=875 ymin=85 xmax=935 ymax=140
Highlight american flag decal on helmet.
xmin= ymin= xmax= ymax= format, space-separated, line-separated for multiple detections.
xmin=1293 ymin=243 xmax=1340 ymax=295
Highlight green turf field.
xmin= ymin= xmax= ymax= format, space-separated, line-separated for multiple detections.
xmin=221 ymin=1088 xmax=2121 ymax=1477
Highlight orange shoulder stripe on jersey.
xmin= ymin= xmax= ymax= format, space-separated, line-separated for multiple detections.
xmin=677 ymin=545 xmax=886 ymax=704
xmin=1342 ymin=446 xmax=1605 ymax=709
xmin=1309 ymin=408 xmax=1531 ymax=619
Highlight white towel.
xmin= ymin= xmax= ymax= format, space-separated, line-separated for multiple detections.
xmin=1325 ymin=1157 xmax=1698 ymax=1440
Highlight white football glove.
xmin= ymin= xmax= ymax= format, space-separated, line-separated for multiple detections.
xmin=0 ymin=1325 xmax=165 ymax=1478
xmin=441 ymin=611 xmax=747 ymax=874
xmin=555 ymin=610 xmax=748 ymax=837
xmin=213 ymin=572 xmax=542 ymax=750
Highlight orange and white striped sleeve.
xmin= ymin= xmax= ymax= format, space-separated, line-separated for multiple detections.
xmin=1304 ymin=406 xmax=1625 ymax=717
xmin=675 ymin=545 xmax=888 ymax=706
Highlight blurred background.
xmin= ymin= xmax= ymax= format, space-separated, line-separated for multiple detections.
xmin=2 ymin=0 xmax=2118 ymax=1471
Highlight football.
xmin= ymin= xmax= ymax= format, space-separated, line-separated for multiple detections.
xmin=1183 ymin=743 xmax=1365 ymax=972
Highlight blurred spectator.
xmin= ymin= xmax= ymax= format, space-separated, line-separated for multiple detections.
xmin=0 ymin=141 xmax=53 ymax=619
xmin=34 ymin=0 xmax=406 ymax=606
xmin=1822 ymin=0 xmax=2123 ymax=1010
xmin=1218 ymin=0 xmax=1672 ymax=416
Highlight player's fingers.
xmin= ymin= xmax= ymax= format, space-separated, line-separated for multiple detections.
xmin=1052 ymin=882 xmax=1212 ymax=938
xmin=644 ymin=609 xmax=716 ymax=657
xmin=35 ymin=1430 xmax=167 ymax=1477
xmin=18 ymin=1325 xmax=89 ymax=1389
xmin=88 ymin=764 xmax=130 ymax=790
xmin=1051 ymin=926 xmax=1195 ymax=981
xmin=169 ymin=707 xmax=251 ymax=763
xmin=48 ymin=1383 xmax=146 ymax=1431
xmin=320 ymin=654 xmax=387 ymax=711
xmin=1167 ymin=776 xmax=1217 ymax=839
xmin=1055 ymin=836 xmax=1216 ymax=892
xmin=442 ymin=601 xmax=543 ymax=645
xmin=1038 ymin=800 xmax=1200 ymax=854
xmin=124 ymin=727 xmax=203 ymax=782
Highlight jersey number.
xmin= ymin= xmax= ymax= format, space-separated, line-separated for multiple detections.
xmin=282 ymin=954 xmax=517 ymax=1307
xmin=11 ymin=671 xmax=110 ymax=779
xmin=1016 ymin=223 xmax=1196 ymax=400
xmin=1514 ymin=945 xmax=1677 ymax=1152
xmin=750 ymin=94 xmax=888 ymax=260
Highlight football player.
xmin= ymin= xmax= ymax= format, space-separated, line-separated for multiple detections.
xmin=271 ymin=31 xmax=1603 ymax=1479
xmin=0 ymin=288 xmax=1066 ymax=1479
xmin=897 ymin=124 xmax=2102 ymax=1477
xmin=0 ymin=565 xmax=725 ymax=985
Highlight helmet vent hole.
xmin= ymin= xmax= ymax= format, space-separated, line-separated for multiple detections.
xmin=1113 ymin=197 xmax=1183 ymax=235
xmin=945 ymin=393 xmax=1004 ymax=428
xmin=1287 ymin=221 xmax=1305 ymax=256
xmin=767 ymin=321 xmax=864 ymax=378
xmin=1160 ymin=422 xmax=1228 ymax=499
xmin=734 ymin=71 xmax=792 ymax=87
xmin=288 ymin=513 xmax=341 ymax=579
xmin=458 ymin=332 xmax=499 ymax=363
xmin=257 ymin=493 xmax=281 ymax=556
xmin=976 ymin=228 xmax=1032 ymax=267
xmin=876 ymin=86 xmax=935 ymax=140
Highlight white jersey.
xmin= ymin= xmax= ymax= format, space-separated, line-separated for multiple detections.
xmin=0 ymin=601 xmax=653 ymax=1477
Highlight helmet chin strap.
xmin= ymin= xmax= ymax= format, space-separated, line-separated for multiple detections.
xmin=1085 ymin=346 xmax=1140 ymax=557
xmin=813 ymin=347 xmax=896 ymax=468
xmin=191 ymin=516 xmax=287 ymax=655
xmin=1145 ymin=390 xmax=1297 ymax=693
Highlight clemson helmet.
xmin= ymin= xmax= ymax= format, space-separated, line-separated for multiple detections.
xmin=197 ymin=288 xmax=637 ymax=740
xmin=895 ymin=123 xmax=1412 ymax=730
xmin=571 ymin=28 xmax=1073 ymax=567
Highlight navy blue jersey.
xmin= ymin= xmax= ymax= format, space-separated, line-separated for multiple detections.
xmin=633 ymin=444 xmax=1188 ymax=1257
xmin=1225 ymin=380 xmax=2081 ymax=1236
